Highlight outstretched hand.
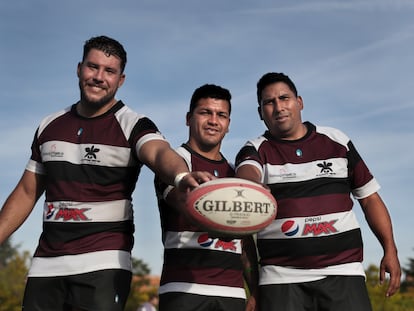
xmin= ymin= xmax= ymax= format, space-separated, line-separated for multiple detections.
xmin=176 ymin=171 xmax=216 ymax=192
xmin=172 ymin=171 xmax=215 ymax=218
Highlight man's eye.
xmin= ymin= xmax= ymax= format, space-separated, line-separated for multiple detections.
xmin=262 ymin=99 xmax=275 ymax=105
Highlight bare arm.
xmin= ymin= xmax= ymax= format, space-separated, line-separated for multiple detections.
xmin=235 ymin=164 xmax=262 ymax=184
xmin=359 ymin=192 xmax=401 ymax=297
xmin=139 ymin=140 xmax=214 ymax=190
xmin=0 ymin=170 xmax=45 ymax=245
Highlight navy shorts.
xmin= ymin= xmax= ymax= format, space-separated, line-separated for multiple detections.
xmin=22 ymin=269 xmax=132 ymax=311
xmin=259 ymin=275 xmax=372 ymax=311
xmin=159 ymin=292 xmax=246 ymax=311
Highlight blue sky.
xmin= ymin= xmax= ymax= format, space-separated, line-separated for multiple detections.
xmin=1 ymin=0 xmax=413 ymax=275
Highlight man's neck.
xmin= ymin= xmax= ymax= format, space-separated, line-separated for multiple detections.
xmin=185 ymin=141 xmax=222 ymax=161
xmin=76 ymin=99 xmax=117 ymax=118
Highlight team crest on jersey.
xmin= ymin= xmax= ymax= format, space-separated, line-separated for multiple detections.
xmin=316 ymin=161 xmax=335 ymax=176
xmin=82 ymin=145 xmax=101 ymax=163
xmin=84 ymin=145 xmax=100 ymax=159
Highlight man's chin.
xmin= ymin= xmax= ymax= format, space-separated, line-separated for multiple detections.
xmin=80 ymin=87 xmax=114 ymax=107
xmin=81 ymin=95 xmax=113 ymax=109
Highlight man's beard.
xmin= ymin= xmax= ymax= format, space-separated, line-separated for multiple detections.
xmin=79 ymin=82 xmax=116 ymax=109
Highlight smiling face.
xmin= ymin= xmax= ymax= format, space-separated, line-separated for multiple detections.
xmin=186 ymin=97 xmax=231 ymax=159
xmin=259 ymin=81 xmax=306 ymax=140
xmin=77 ymin=48 xmax=125 ymax=117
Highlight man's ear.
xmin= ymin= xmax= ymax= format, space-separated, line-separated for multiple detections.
xmin=297 ymin=96 xmax=304 ymax=110
xmin=257 ymin=106 xmax=263 ymax=120
xmin=77 ymin=62 xmax=82 ymax=78
xmin=185 ymin=112 xmax=191 ymax=126
xmin=117 ymin=73 xmax=126 ymax=88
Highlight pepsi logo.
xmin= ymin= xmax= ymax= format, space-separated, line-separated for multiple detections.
xmin=198 ymin=233 xmax=214 ymax=247
xmin=281 ymin=220 xmax=299 ymax=237
xmin=46 ymin=203 xmax=55 ymax=219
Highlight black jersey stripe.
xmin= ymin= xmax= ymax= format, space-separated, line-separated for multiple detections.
xmin=257 ymin=228 xmax=363 ymax=259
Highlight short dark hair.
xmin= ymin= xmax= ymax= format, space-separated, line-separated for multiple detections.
xmin=257 ymin=72 xmax=298 ymax=104
xmin=82 ymin=35 xmax=127 ymax=73
xmin=189 ymin=84 xmax=232 ymax=115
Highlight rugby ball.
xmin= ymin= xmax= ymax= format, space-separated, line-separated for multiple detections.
xmin=186 ymin=177 xmax=277 ymax=236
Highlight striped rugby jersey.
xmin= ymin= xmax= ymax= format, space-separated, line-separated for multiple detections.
xmin=26 ymin=101 xmax=165 ymax=277
xmin=154 ymin=144 xmax=247 ymax=299
xmin=235 ymin=122 xmax=380 ymax=284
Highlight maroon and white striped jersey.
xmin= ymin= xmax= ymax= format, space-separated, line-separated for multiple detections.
xmin=235 ymin=122 xmax=380 ymax=284
xmin=26 ymin=101 xmax=165 ymax=277
xmin=155 ymin=144 xmax=247 ymax=299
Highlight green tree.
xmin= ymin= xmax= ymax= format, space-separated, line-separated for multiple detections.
xmin=0 ymin=239 xmax=157 ymax=311
xmin=124 ymin=257 xmax=157 ymax=311
xmin=365 ymin=264 xmax=414 ymax=311
xmin=131 ymin=257 xmax=151 ymax=276
xmin=401 ymin=255 xmax=414 ymax=292
xmin=0 ymin=239 xmax=17 ymax=268
xmin=0 ymin=238 xmax=30 ymax=311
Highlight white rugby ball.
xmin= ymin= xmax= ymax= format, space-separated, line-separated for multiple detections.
xmin=186 ymin=177 xmax=277 ymax=236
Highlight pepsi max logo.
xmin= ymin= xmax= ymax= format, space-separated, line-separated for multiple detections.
xmin=214 ymin=239 xmax=237 ymax=251
xmin=54 ymin=208 xmax=90 ymax=221
xmin=197 ymin=233 xmax=238 ymax=252
xmin=198 ymin=233 xmax=214 ymax=247
xmin=281 ymin=220 xmax=299 ymax=237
